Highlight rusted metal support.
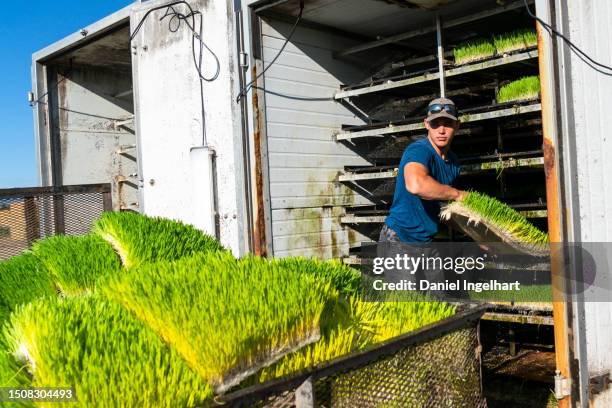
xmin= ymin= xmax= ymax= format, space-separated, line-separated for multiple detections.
xmin=250 ymin=51 xmax=273 ymax=257
xmin=335 ymin=50 xmax=538 ymax=99
xmin=102 ymin=191 xmax=113 ymax=212
xmin=336 ymin=103 xmax=542 ymax=141
xmin=535 ymin=1 xmax=572 ymax=406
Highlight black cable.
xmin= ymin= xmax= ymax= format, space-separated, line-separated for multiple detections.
xmin=524 ymin=0 xmax=612 ymax=76
xmin=236 ymin=0 xmax=305 ymax=102
xmin=251 ymin=86 xmax=334 ymax=101
xmin=130 ymin=1 xmax=220 ymax=82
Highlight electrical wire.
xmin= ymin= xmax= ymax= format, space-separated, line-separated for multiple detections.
xmin=236 ymin=0 xmax=306 ymax=102
xmin=251 ymin=86 xmax=334 ymax=101
xmin=130 ymin=1 xmax=220 ymax=82
xmin=523 ymin=0 xmax=612 ymax=76
xmin=131 ymin=1 xmax=222 ymax=145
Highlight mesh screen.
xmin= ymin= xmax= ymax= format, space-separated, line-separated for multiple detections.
xmin=0 ymin=187 xmax=110 ymax=260
xmin=240 ymin=325 xmax=485 ymax=408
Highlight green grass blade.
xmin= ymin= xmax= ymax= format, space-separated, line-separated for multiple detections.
xmin=3 ymin=296 xmax=212 ymax=407
xmin=441 ymin=191 xmax=549 ymax=246
xmin=0 ymin=253 xmax=56 ymax=324
xmin=453 ymin=38 xmax=496 ymax=65
xmin=102 ymin=252 xmax=337 ymax=392
xmin=496 ymin=76 xmax=541 ymax=103
xmin=94 ymin=212 xmax=226 ymax=268
xmin=31 ymin=234 xmax=121 ymax=296
xmin=270 ymin=257 xmax=362 ymax=295
xmin=493 ymin=29 xmax=537 ymax=54
xmin=255 ymin=293 xmax=455 ymax=383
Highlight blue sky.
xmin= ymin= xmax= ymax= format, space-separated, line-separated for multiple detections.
xmin=0 ymin=0 xmax=132 ymax=188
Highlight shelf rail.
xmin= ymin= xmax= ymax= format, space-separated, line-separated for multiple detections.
xmin=336 ymin=103 xmax=542 ymax=141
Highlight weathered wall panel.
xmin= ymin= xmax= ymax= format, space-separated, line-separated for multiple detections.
xmin=260 ymin=19 xmax=371 ymax=258
xmin=131 ymin=0 xmax=246 ymax=254
xmin=559 ymin=1 xmax=612 ymax=406
xmin=56 ymin=68 xmax=138 ymax=211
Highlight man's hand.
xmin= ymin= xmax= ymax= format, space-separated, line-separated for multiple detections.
xmin=456 ymin=190 xmax=468 ymax=201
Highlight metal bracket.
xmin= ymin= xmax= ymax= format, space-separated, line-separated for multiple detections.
xmin=554 ymin=370 xmax=571 ymax=400
xmin=239 ymin=51 xmax=249 ymax=68
xmin=589 ymin=372 xmax=611 ymax=396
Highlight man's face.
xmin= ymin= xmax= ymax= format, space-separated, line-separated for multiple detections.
xmin=424 ymin=117 xmax=459 ymax=149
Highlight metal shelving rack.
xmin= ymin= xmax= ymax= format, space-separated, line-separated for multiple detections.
xmin=330 ymin=0 xmax=546 ymax=266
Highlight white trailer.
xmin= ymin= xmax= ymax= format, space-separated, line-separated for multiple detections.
xmin=31 ymin=0 xmax=612 ymax=406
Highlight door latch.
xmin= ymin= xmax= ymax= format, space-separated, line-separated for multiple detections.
xmin=554 ymin=370 xmax=571 ymax=400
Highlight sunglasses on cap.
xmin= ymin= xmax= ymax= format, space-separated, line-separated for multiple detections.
xmin=427 ymin=103 xmax=458 ymax=117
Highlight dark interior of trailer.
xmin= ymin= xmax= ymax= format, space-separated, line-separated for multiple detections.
xmin=257 ymin=0 xmax=555 ymax=406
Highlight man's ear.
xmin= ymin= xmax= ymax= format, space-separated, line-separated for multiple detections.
xmin=454 ymin=121 xmax=460 ymax=130
xmin=424 ymin=119 xmax=430 ymax=130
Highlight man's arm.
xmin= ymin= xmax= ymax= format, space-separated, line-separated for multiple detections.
xmin=404 ymin=162 xmax=466 ymax=201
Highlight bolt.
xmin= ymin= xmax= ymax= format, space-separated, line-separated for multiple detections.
xmin=149 ymin=179 xmax=155 ymax=186
xmin=80 ymin=29 xmax=88 ymax=36
xmin=142 ymin=45 xmax=148 ymax=51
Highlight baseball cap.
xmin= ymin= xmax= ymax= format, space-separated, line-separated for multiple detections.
xmin=425 ymin=97 xmax=459 ymax=122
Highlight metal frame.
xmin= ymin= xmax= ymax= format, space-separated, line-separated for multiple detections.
xmin=218 ymin=304 xmax=487 ymax=406
xmin=0 ymin=184 xmax=112 ymax=197
xmin=339 ymin=156 xmax=544 ymax=182
xmin=0 ymin=183 xmax=113 ymax=237
xmin=341 ymin=208 xmax=548 ymax=225
xmin=335 ymin=0 xmax=534 ymax=58
xmin=335 ymin=50 xmax=538 ymax=99
xmin=335 ymin=103 xmax=542 ymax=141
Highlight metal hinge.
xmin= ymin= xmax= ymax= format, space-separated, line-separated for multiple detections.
xmin=239 ymin=51 xmax=249 ymax=68
xmin=554 ymin=370 xmax=571 ymax=400
xmin=590 ymin=372 xmax=611 ymax=397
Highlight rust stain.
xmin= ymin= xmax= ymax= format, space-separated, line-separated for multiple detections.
xmin=542 ymin=138 xmax=556 ymax=180
xmin=251 ymin=65 xmax=267 ymax=257
xmin=537 ymin=21 xmax=571 ymax=408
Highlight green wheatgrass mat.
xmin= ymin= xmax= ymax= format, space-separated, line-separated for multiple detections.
xmin=0 ymin=253 xmax=56 ymax=324
xmin=254 ymin=290 xmax=455 ymax=384
xmin=454 ymin=29 xmax=536 ymax=66
xmin=493 ymin=29 xmax=537 ymax=54
xmin=469 ymin=283 xmax=552 ymax=303
xmin=0 ymin=334 xmax=33 ymax=408
xmin=94 ymin=211 xmax=226 ymax=269
xmin=453 ymin=38 xmax=496 ymax=65
xmin=497 ymin=76 xmax=541 ymax=103
xmin=31 ymin=234 xmax=121 ymax=296
xmin=270 ymin=257 xmax=362 ymax=296
xmin=3 ymin=296 xmax=212 ymax=407
xmin=102 ymin=251 xmax=337 ymax=393
xmin=440 ymin=191 xmax=549 ymax=255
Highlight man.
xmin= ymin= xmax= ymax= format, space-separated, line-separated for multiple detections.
xmin=380 ymin=97 xmax=466 ymax=243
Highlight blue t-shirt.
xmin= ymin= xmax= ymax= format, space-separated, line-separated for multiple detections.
xmin=385 ymin=137 xmax=461 ymax=242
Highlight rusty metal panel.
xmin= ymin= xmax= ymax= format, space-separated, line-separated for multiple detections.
xmin=260 ymin=18 xmax=371 ymax=258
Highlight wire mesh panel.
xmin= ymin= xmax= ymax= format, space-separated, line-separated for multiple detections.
xmin=222 ymin=306 xmax=487 ymax=408
xmin=0 ymin=184 xmax=112 ymax=260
